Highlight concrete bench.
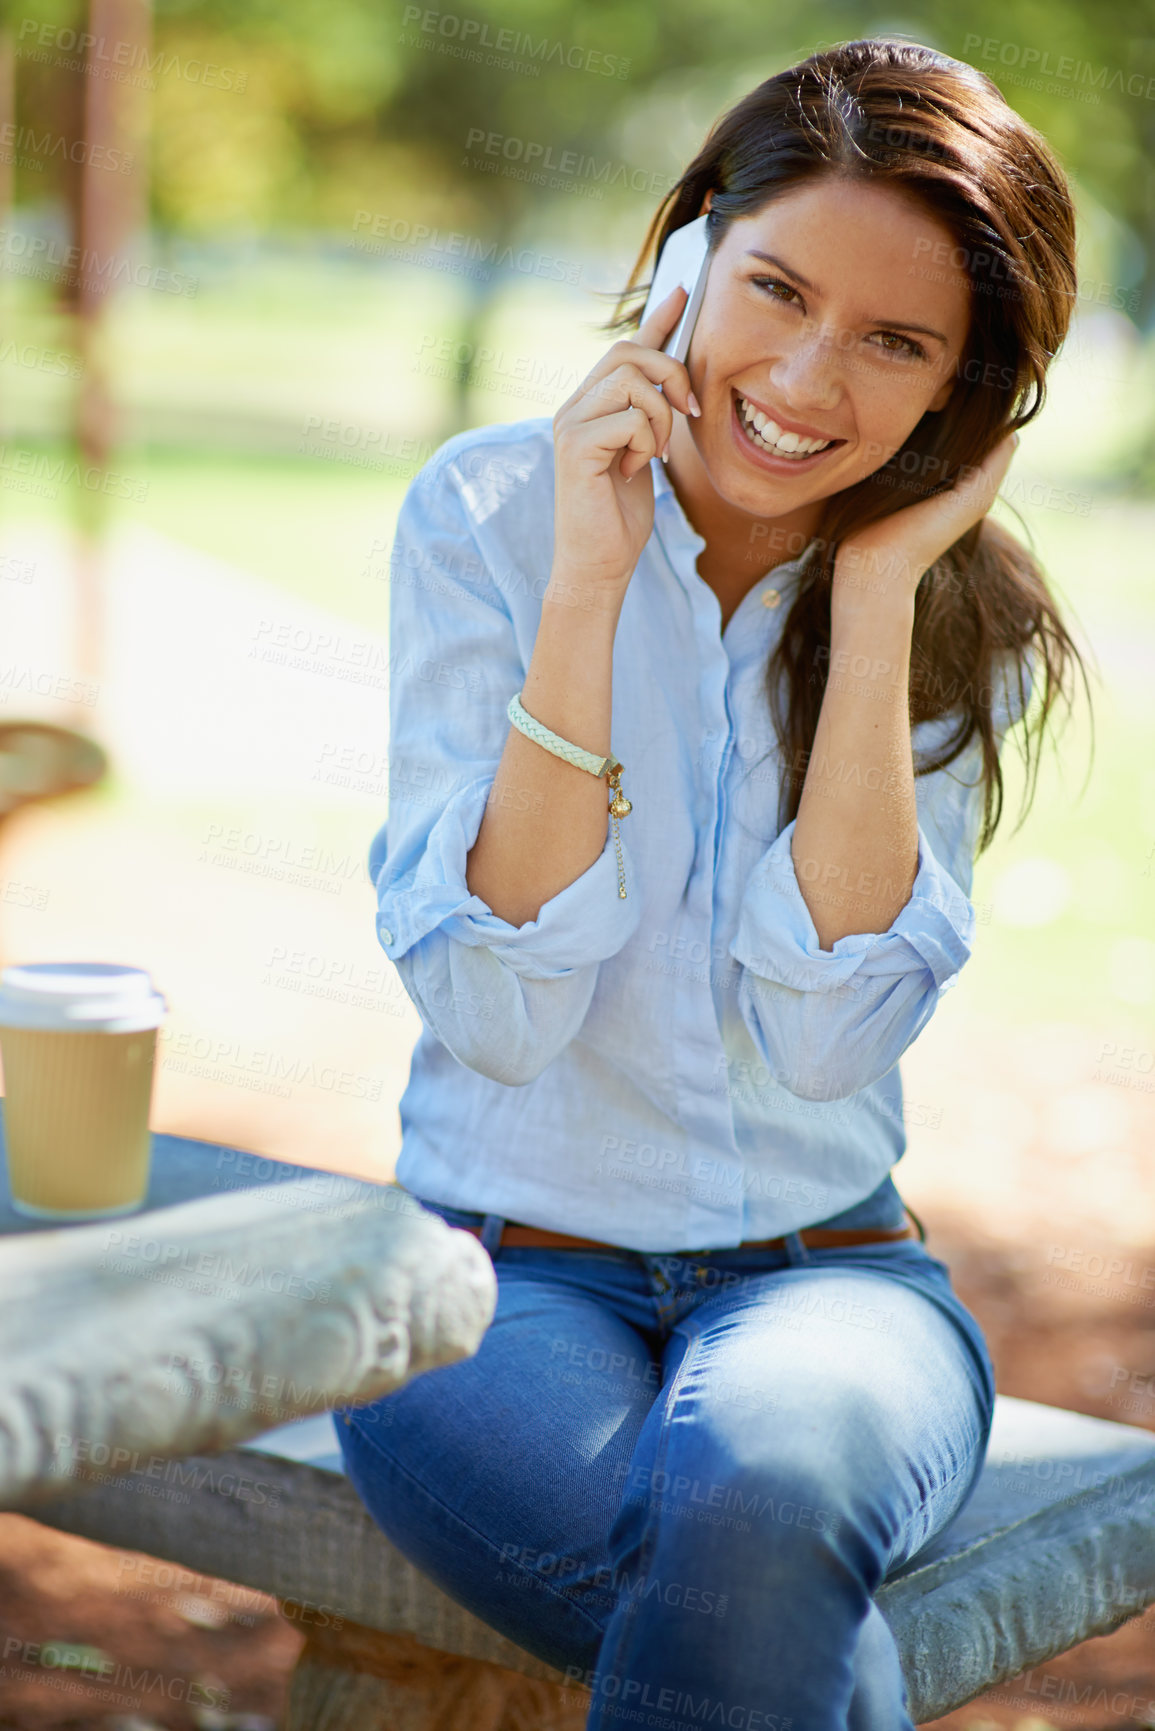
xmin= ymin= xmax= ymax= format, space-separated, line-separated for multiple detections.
xmin=29 ymin=1357 xmax=1155 ymax=1724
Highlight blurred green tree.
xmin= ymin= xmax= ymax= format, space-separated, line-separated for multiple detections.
xmin=10 ymin=0 xmax=1155 ymax=444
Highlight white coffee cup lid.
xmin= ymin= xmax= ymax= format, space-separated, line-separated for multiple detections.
xmin=0 ymin=962 xmax=167 ymax=1033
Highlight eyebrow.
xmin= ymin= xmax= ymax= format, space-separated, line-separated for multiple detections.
xmin=743 ymin=250 xmax=950 ymax=344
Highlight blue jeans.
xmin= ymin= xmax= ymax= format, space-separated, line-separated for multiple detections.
xmin=334 ymin=1189 xmax=995 ymax=1731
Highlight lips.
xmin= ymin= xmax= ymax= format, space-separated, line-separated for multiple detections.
xmin=730 ymin=391 xmax=846 ymax=471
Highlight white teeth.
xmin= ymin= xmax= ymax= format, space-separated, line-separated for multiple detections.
xmin=737 ymin=395 xmax=832 ymax=458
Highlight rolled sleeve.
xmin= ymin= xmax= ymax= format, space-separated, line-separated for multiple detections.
xmin=726 ymin=672 xmax=1027 ymax=1100
xmin=730 ymin=815 xmax=975 ymax=997
xmin=379 ymin=772 xmax=641 ymax=979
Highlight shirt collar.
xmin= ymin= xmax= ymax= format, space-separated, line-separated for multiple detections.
xmin=649 ymin=453 xmax=821 ymax=606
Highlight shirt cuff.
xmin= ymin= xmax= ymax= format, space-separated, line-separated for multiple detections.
xmin=377 ymin=774 xmax=640 ymax=979
xmin=729 ymin=817 xmax=976 ymax=994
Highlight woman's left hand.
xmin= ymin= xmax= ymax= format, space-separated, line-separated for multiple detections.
xmin=831 ymin=430 xmax=1019 ymax=608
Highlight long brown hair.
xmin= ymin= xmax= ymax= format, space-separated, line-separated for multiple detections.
xmin=601 ymin=37 xmax=1092 ymax=852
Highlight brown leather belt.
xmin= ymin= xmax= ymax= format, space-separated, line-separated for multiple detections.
xmin=460 ymin=1211 xmax=921 ymax=1255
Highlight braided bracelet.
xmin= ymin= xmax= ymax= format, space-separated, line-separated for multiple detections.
xmin=506 ymin=690 xmax=631 ymax=899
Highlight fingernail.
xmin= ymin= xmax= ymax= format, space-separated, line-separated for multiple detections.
xmin=661 ymin=447 xmax=669 ymax=464
xmin=688 ymin=392 xmax=702 ymax=417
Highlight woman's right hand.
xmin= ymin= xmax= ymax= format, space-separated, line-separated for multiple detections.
xmin=549 ymin=284 xmax=702 ymax=602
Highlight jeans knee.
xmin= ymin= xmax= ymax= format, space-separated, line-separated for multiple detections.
xmin=643 ymin=1452 xmax=893 ymax=1588
xmin=735 ymin=1464 xmax=857 ymax=1554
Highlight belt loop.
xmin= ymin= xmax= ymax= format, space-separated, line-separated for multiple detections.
xmin=781 ymin=1230 xmax=812 ymax=1267
xmin=479 ymin=1213 xmax=506 ymax=1258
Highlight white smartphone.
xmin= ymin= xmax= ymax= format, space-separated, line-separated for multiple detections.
xmin=639 ymin=212 xmax=713 ymax=367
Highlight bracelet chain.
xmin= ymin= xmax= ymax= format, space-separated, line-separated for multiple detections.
xmin=507 ymin=690 xmax=631 ymax=898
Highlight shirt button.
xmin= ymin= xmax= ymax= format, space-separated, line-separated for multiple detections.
xmin=761 ymin=587 xmax=781 ymax=608
xmin=380 ymin=927 xmax=394 ymax=946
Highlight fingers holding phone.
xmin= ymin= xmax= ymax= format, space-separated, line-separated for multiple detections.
xmin=551 ymin=284 xmax=701 ymax=597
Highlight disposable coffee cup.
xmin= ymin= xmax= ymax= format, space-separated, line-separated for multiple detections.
xmin=0 ymin=962 xmax=167 ymax=1219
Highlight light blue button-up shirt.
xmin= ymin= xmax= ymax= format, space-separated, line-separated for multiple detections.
xmin=370 ymin=416 xmax=1031 ymax=1252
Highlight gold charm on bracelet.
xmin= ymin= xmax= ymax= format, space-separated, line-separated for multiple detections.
xmin=607 ymin=764 xmax=632 ymax=819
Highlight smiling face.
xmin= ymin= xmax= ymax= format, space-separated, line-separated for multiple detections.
xmin=675 ymin=174 xmax=972 ymax=535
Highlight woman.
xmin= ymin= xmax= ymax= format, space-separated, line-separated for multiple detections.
xmin=336 ymin=36 xmax=1088 ymax=1729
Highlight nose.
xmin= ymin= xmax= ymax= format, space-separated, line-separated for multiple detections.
xmin=767 ymin=325 xmax=844 ymax=414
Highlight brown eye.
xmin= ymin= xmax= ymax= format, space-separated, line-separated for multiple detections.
xmin=870 ymin=331 xmax=928 ymax=361
xmin=750 ymin=276 xmax=800 ymax=305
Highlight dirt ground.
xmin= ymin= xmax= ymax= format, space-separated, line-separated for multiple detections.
xmin=1 ymin=1208 xmax=1154 ymax=1731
